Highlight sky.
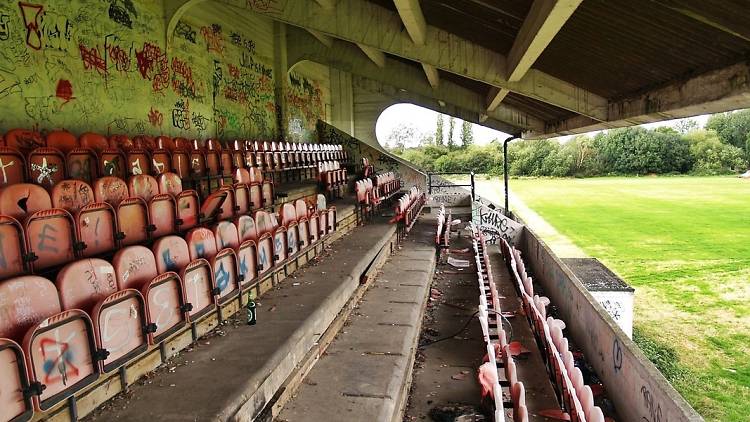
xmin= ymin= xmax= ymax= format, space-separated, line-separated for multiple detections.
xmin=375 ymin=103 xmax=712 ymax=147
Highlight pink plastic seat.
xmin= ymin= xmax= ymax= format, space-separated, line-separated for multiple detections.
xmin=249 ymin=184 xmax=262 ymax=211
xmin=28 ymin=148 xmax=66 ymax=190
xmin=90 ymin=289 xmax=149 ymax=371
xmin=149 ymin=194 xmax=177 ymax=238
xmin=93 ymin=176 xmax=129 ymax=206
xmin=76 ymin=203 xmax=119 ymax=257
xmin=45 ymin=131 xmax=78 ymax=154
xmin=217 ymin=186 xmax=238 ymax=220
xmin=116 ymin=197 xmax=150 ymax=246
xmin=212 ymin=247 xmax=239 ymax=303
xmin=200 ymin=190 xmax=228 ymax=223
xmin=180 ymin=259 xmax=215 ymax=321
xmin=128 ymin=175 xmax=159 ymax=203
xmin=150 ymin=149 xmax=172 ymax=175
xmin=79 ymin=132 xmax=109 ymax=153
xmin=234 ymin=183 xmax=251 ymax=216
xmin=66 ymin=148 xmax=98 ymax=184
xmin=0 ymin=146 xmax=26 ymax=187
xmin=51 ymin=180 xmax=94 ymax=214
xmin=157 ymin=172 xmax=183 ymax=197
xmin=0 ymin=338 xmax=33 ymax=422
xmin=25 ymin=209 xmax=78 ymax=272
xmin=214 ymin=221 xmax=240 ymax=250
xmin=99 ymin=149 xmax=127 ymax=179
xmin=176 ymin=190 xmax=200 ymax=231
xmin=5 ymin=129 xmax=44 ymax=156
xmin=153 ymin=236 xmax=191 ymax=273
xmin=126 ymin=149 xmax=151 ymax=176
xmin=186 ymin=228 xmax=218 ymax=261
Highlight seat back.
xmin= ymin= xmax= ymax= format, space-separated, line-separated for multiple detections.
xmin=5 ymin=129 xmax=44 ymax=156
xmin=256 ymin=233 xmax=273 ymax=275
xmin=155 ymin=136 xmax=176 ymax=151
xmin=57 ymin=258 xmax=118 ymax=313
xmin=249 ymin=184 xmax=262 ymax=211
xmin=261 ymin=182 xmax=273 ymax=207
xmin=0 ymin=183 xmax=51 ymax=221
xmin=25 ymin=209 xmax=77 ymax=271
xmin=108 ymin=134 xmax=133 ymax=150
xmin=142 ymin=271 xmax=186 ymax=343
xmin=176 ymin=190 xmax=200 ymax=231
xmin=186 ymin=227 xmax=218 ymax=260
xmin=66 ymin=148 xmax=98 ymax=184
xmin=212 ymin=248 xmax=239 ymax=303
xmin=128 ymin=174 xmax=159 ymax=202
xmin=180 ymin=259 xmax=215 ymax=321
xmin=214 ymin=221 xmax=240 ymax=250
xmin=93 ymin=176 xmax=129 ymax=206
xmin=286 ymin=222 xmax=299 ymax=257
xmin=152 ymin=235 xmax=191 ymax=273
xmin=0 ymin=339 xmax=33 ymax=422
xmin=51 ymin=180 xmax=94 ymax=214
xmin=126 ymin=149 xmax=151 ymax=176
xmin=0 ymin=216 xmax=27 ymax=279
xmin=237 ymin=240 xmax=257 ymax=289
xmin=0 ymin=276 xmax=61 ymax=340
xmin=149 ymin=194 xmax=176 ymax=238
xmin=280 ymin=203 xmax=296 ymax=227
xmin=77 ymin=203 xmax=118 ymax=257
xmin=79 ymin=132 xmax=109 ymax=153
xmin=0 ymin=146 xmax=26 ymax=187
xmin=217 ymin=186 xmax=237 ymax=220
xmin=254 ymin=210 xmax=272 ymax=237
xmin=99 ymin=149 xmax=127 ymax=179
xmin=29 ymin=148 xmax=66 ymax=189
xmin=151 ymin=149 xmax=172 ymax=175
xmin=171 ymin=149 xmax=190 ymax=179
xmin=235 ymin=215 xmax=258 ymax=243
xmin=91 ymin=289 xmax=148 ymax=372
xmin=157 ymin=172 xmax=183 ymax=196
xmin=234 ymin=183 xmax=251 ymax=216
xmin=309 ymin=213 xmax=320 ymax=243
xmin=200 ymin=189 xmax=228 ymax=223
xmin=113 ymin=246 xmax=158 ymax=290
xmin=116 ymin=198 xmax=149 ymax=246
xmin=45 ymin=131 xmax=78 ymax=154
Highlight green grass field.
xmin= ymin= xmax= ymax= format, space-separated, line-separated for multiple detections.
xmin=508 ymin=176 xmax=750 ymax=421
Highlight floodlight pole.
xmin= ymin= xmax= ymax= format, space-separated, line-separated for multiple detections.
xmin=503 ymin=136 xmax=517 ymax=215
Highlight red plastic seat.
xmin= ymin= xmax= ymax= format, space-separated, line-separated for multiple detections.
xmin=176 ymin=190 xmax=200 ymax=231
xmin=272 ymin=226 xmax=287 ymax=265
xmin=249 ymin=184 xmax=262 ymax=211
xmin=0 ymin=216 xmax=28 ymax=280
xmin=0 ymin=276 xmax=100 ymax=411
xmin=128 ymin=174 xmax=159 ymax=203
xmin=235 ymin=168 xmax=251 ymax=184
xmin=234 ymin=183 xmax=251 ymax=216
xmin=28 ymin=148 xmax=66 ymax=190
xmin=93 ymin=176 xmax=129 ymax=206
xmin=126 ymin=149 xmax=151 ymax=176
xmin=157 ymin=172 xmax=183 ymax=196
xmin=116 ymin=197 xmax=150 ymax=246
xmin=295 ymin=199 xmax=310 ymax=249
xmin=153 ymin=235 xmax=191 ymax=273
xmin=108 ymin=134 xmax=133 ymax=150
xmin=5 ymin=129 xmax=44 ymax=156
xmin=51 ymin=180 xmax=94 ymax=214
xmin=236 ymin=215 xmax=258 ymax=243
xmin=261 ymin=180 xmax=274 ymax=207
xmin=151 ymin=149 xmax=172 ymax=175
xmin=25 ymin=209 xmax=78 ymax=272
xmin=171 ymin=149 xmax=190 ymax=179
xmin=66 ymin=148 xmax=98 ymax=184
xmin=0 ymin=338 xmax=33 ymax=422
xmin=155 ymin=136 xmax=176 ymax=151
xmin=217 ymin=186 xmax=238 ymax=220
xmin=199 ymin=189 xmax=228 ymax=223
xmin=79 ymin=132 xmax=110 ymax=153
xmin=235 ymin=235 xmax=258 ymax=290
xmin=180 ymin=259 xmax=215 ymax=321
xmin=0 ymin=188 xmax=48 ymax=225
xmin=90 ymin=288 xmax=149 ymax=372
xmin=132 ymin=135 xmax=156 ymax=151
xmin=309 ymin=211 xmax=320 ymax=244
xmin=186 ymin=227 xmax=218 ymax=260
xmin=99 ymin=149 xmax=127 ymax=179
xmin=77 ymin=202 xmax=119 ymax=257
xmin=57 ymin=258 xmax=118 ymax=313
xmin=0 ymin=146 xmax=26 ymax=187
xmin=173 ymin=137 xmax=191 ymax=150
xmin=45 ymin=131 xmax=78 ymax=154
xmin=113 ymin=246 xmax=186 ymax=344
xmin=149 ymin=194 xmax=177 ymax=238
xmin=214 ymin=221 xmax=240 ymax=250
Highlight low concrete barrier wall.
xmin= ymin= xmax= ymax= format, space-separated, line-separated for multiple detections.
xmin=518 ymin=226 xmax=702 ymax=422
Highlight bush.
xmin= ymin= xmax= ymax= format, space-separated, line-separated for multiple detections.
xmin=684 ymin=130 xmax=745 ymax=175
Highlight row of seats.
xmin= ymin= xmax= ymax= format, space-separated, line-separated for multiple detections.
xmin=435 ymin=204 xmax=452 ymax=247
xmin=0 ymin=195 xmax=336 ymax=421
xmin=354 ymin=172 xmax=400 ymax=220
xmin=392 ymin=186 xmax=425 ymax=232
xmin=501 ymin=239 xmax=606 ymax=422
xmin=471 ymin=224 xmax=528 ymax=422
xmin=318 ymin=161 xmax=348 ymax=200
xmin=361 ymin=157 xmax=375 ymax=177
xmin=0 ymin=169 xmax=280 ymax=279
xmin=0 ymin=129 xmax=348 ymax=191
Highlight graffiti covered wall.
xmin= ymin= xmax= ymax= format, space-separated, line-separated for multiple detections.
xmin=0 ymin=0 xmax=330 ymax=143
xmin=287 ymin=61 xmax=330 ymax=142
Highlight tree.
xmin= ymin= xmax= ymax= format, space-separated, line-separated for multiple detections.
xmin=447 ymin=117 xmax=456 ymax=149
xmin=460 ymin=120 xmax=474 ymax=148
xmin=385 ymin=123 xmax=417 ymax=151
xmin=435 ymin=114 xmax=444 ymax=146
xmin=674 ymin=119 xmax=699 ymax=134
xmin=706 ymin=110 xmax=750 ymax=163
xmin=684 ymin=129 xmax=744 ymax=174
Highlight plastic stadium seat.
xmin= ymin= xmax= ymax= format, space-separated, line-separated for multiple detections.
xmin=126 ymin=149 xmax=151 ymax=177
xmin=77 ymin=203 xmax=119 ymax=257
xmin=149 ymin=194 xmax=177 ymax=238
xmin=116 ymin=198 xmax=150 ymax=246
xmin=132 ymin=135 xmax=156 ymax=151
xmin=5 ymin=129 xmax=44 ymax=156
xmin=176 ymin=190 xmax=200 ymax=231
xmin=272 ymin=226 xmax=287 ymax=265
xmin=57 ymin=258 xmax=117 ymax=313
xmin=128 ymin=175 xmax=159 ymax=203
xmin=0 ymin=338 xmax=33 ymax=422
xmin=214 ymin=221 xmax=240 ymax=250
xmin=99 ymin=149 xmax=127 ymax=179
xmin=261 ymin=181 xmax=274 ymax=208
xmin=235 ymin=229 xmax=258 ymax=289
xmin=186 ymin=228 xmax=218 ymax=260
xmin=0 ymin=183 xmax=52 ymax=220
xmin=93 ymin=176 xmax=129 ymax=206
xmin=151 ymin=149 xmax=172 ymax=175
xmin=217 ymin=186 xmax=238 ymax=220
xmin=45 ymin=131 xmax=78 ymax=154
xmin=171 ymin=149 xmax=190 ymax=179
xmin=113 ymin=247 xmax=186 ymax=344
xmin=0 ymin=216 xmax=28 ymax=279
xmin=173 ymin=137 xmax=191 ymax=151
xmin=79 ymin=132 xmax=109 ymax=153
xmin=0 ymin=146 xmax=26 ymax=187
xmin=180 ymin=258 xmax=215 ymax=321
xmin=155 ymin=136 xmax=176 ymax=151
xmin=249 ymin=184 xmax=262 ymax=211
xmin=234 ymin=183 xmax=251 ymax=216
xmin=66 ymin=148 xmax=98 ymax=184
xmin=90 ymin=288 xmax=149 ymax=371
xmin=28 ymin=148 xmax=66 ymax=190
xmin=153 ymin=236 xmax=191 ymax=274
xmin=109 ymin=134 xmax=133 ymax=151
xmin=200 ymin=189 xmax=228 ymax=223
xmin=0 ymin=276 xmax=100 ymax=411
xmin=25 ymin=209 xmax=78 ymax=272
xmin=235 ymin=168 xmax=251 ymax=185
xmin=236 ymin=215 xmax=258 ymax=243
xmin=157 ymin=172 xmax=183 ymax=197
xmin=51 ymin=180 xmax=94 ymax=214
xmin=212 ymin=247 xmax=239 ymax=303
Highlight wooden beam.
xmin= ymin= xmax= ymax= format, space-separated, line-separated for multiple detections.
xmin=393 ymin=0 xmax=427 ymax=46
xmin=357 ymin=44 xmax=386 ymax=68
xmin=421 ymin=64 xmax=439 ymax=88
xmin=307 ymin=29 xmax=333 ymax=48
xmin=487 ymin=0 xmax=582 ymax=111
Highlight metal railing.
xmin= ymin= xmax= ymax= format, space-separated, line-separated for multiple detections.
xmin=427 ymin=172 xmax=475 ymax=200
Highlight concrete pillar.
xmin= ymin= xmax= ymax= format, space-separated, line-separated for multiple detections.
xmin=329 ymin=68 xmax=355 ymax=136
xmin=273 ymin=21 xmax=289 ymax=139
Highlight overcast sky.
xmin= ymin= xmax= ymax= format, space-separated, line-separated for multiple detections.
xmin=375 ymin=103 xmax=712 ymax=147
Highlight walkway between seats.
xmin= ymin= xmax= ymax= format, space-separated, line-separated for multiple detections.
xmin=86 ymin=217 xmax=396 ymax=422
xmin=278 ymin=219 xmax=437 ymax=422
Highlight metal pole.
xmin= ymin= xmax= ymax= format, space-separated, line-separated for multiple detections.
xmin=470 ymin=172 xmax=475 ymax=200
xmin=503 ymin=136 xmax=516 ymax=215
xmin=428 ymin=173 xmax=432 ymax=194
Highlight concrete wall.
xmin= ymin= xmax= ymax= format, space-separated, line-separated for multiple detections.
xmin=0 ymin=0 xmax=329 ymax=142
xmin=518 ymin=226 xmax=703 ymax=422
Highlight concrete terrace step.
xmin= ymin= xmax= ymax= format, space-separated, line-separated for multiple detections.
xmin=85 ymin=217 xmax=397 ymax=422
xmin=278 ymin=220 xmax=437 ymax=422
